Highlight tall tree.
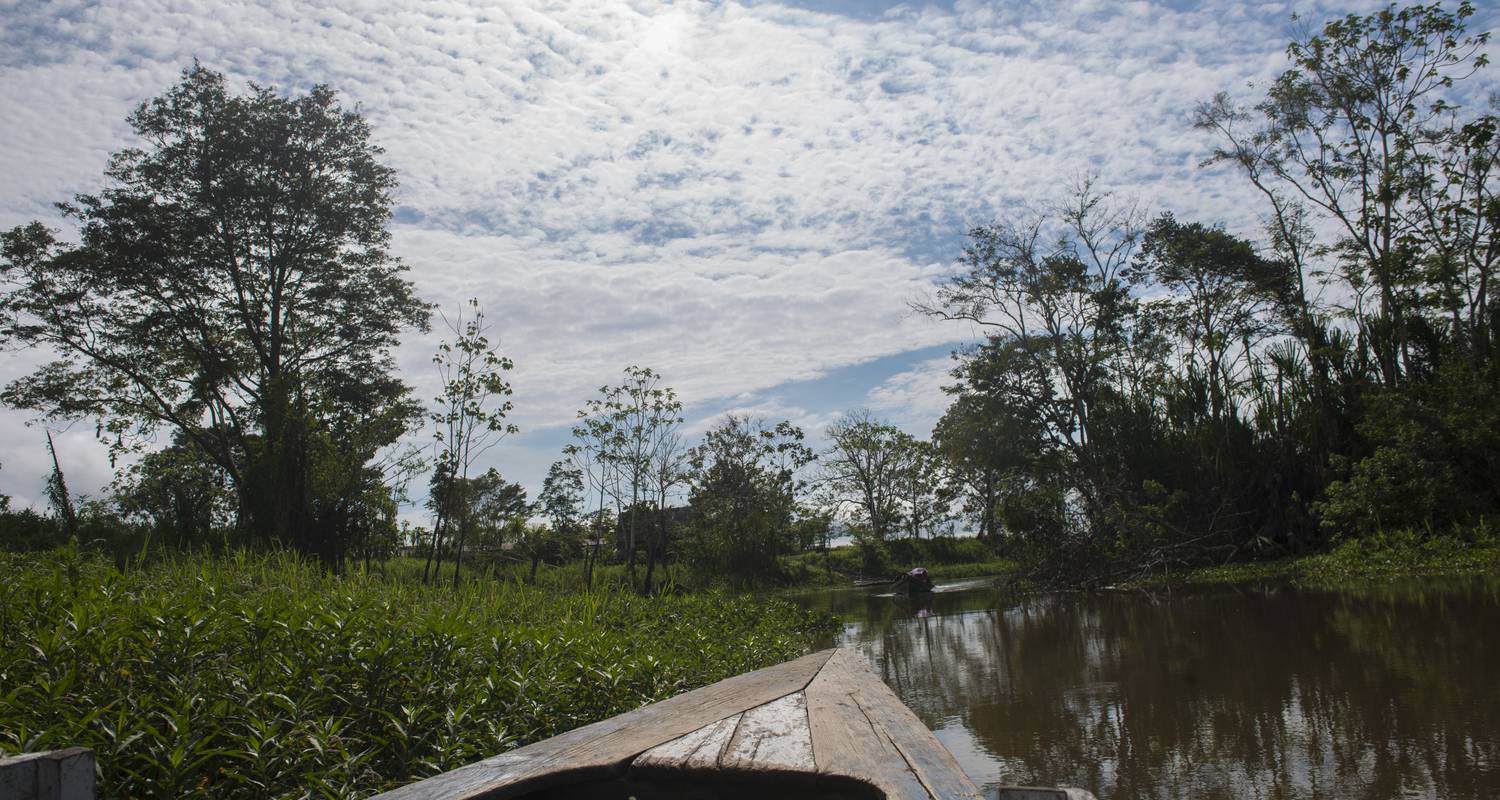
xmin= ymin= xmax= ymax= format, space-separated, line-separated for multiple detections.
xmin=579 ymin=366 xmax=682 ymax=586
xmin=890 ymin=433 xmax=953 ymax=540
xmin=424 ymin=299 xmax=517 ymax=587
xmin=1132 ymin=214 xmax=1289 ymax=420
xmin=1196 ymin=1 xmax=1495 ymax=382
xmin=538 ymin=460 xmax=586 ymax=579
xmin=685 ymin=416 xmax=815 ymax=583
xmin=820 ymin=411 xmax=906 ymax=542
xmin=0 ymin=65 xmax=429 ymax=567
xmin=915 ymin=180 xmax=1144 ymax=519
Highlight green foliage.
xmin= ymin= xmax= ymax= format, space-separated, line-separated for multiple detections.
xmin=0 ymin=549 xmax=834 ymax=798
xmin=569 ymin=366 xmax=684 ymax=591
xmin=111 ymin=436 xmax=235 ymax=549
xmin=819 ymin=412 xmax=909 ymax=541
xmin=424 ymin=298 xmax=518 ymax=587
xmin=1317 ymin=363 xmax=1500 ymax=537
xmin=778 ymin=538 xmax=1017 ymax=586
xmin=0 ymin=65 xmax=430 ymax=567
xmin=683 ymin=416 xmax=816 ymax=584
xmin=1132 ymin=523 xmax=1500 ymax=587
xmin=913 ymin=2 xmax=1500 ymax=584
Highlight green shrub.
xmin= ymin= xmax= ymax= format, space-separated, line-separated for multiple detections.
xmin=0 ymin=549 xmax=834 ymax=798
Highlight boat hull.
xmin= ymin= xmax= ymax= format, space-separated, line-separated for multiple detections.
xmin=372 ymin=648 xmax=982 ymax=800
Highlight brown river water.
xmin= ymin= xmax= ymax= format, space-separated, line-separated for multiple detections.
xmin=789 ymin=575 xmax=1500 ymax=800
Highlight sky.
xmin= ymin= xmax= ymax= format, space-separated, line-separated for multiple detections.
xmin=1 ymin=0 xmax=1495 ymax=517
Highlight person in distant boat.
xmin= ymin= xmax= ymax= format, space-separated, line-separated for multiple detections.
xmin=892 ymin=567 xmax=934 ymax=594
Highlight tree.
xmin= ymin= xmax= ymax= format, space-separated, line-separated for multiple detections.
xmin=537 ymin=460 xmax=586 ymax=579
xmin=111 ymin=434 xmax=234 ymax=548
xmin=914 ymin=179 xmax=1144 ymax=519
xmin=578 ymin=366 xmax=682 ymax=587
xmin=0 ymin=65 xmax=430 ymax=568
xmin=564 ymin=405 xmax=619 ymax=589
xmin=538 ymin=460 xmax=585 ymax=538
xmin=685 ymin=416 xmax=815 ymax=583
xmin=1132 ymin=214 xmax=1289 ymax=420
xmin=424 ymin=299 xmax=517 ymax=587
xmin=820 ymin=411 xmax=907 ymax=543
xmin=643 ymin=429 xmax=688 ymax=594
xmin=1196 ymin=1 xmax=1495 ymax=383
xmin=889 ymin=433 xmax=954 ymax=540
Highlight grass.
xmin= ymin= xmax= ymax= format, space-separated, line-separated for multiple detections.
xmin=1126 ymin=524 xmax=1500 ymax=588
xmin=0 ymin=547 xmax=835 ymax=799
xmin=779 ymin=538 xmax=1019 ymax=588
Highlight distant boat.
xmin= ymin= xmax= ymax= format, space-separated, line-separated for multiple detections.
xmin=893 ymin=567 xmax=935 ymax=595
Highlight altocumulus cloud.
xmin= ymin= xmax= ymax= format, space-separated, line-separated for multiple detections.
xmin=3 ymin=0 xmax=1490 ymax=507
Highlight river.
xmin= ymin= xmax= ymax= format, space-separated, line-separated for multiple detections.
xmin=789 ymin=575 xmax=1500 ymax=799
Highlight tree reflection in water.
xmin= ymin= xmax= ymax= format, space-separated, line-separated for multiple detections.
xmin=792 ymin=577 xmax=1500 ymax=800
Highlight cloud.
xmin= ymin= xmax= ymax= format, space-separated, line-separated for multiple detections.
xmin=2 ymin=0 xmax=1495 ymax=507
xmin=865 ymin=355 xmax=956 ymax=435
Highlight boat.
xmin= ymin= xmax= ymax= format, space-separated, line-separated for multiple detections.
xmin=893 ymin=567 xmax=935 ymax=596
xmin=371 ymin=648 xmax=982 ymax=800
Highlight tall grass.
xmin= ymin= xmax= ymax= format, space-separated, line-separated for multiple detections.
xmin=0 ymin=548 xmax=834 ymax=798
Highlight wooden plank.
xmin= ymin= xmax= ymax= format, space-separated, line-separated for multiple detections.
xmin=633 ymin=713 xmax=741 ymax=771
xmin=805 ymin=651 xmax=931 ymax=799
xmin=806 ymin=649 xmax=982 ymax=800
xmin=373 ymin=649 xmax=834 ymax=800
xmin=840 ymin=654 xmax=982 ymax=800
xmin=719 ymin=692 xmax=814 ymax=772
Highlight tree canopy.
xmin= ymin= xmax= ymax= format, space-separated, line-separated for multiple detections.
xmin=0 ymin=65 xmax=429 ymax=567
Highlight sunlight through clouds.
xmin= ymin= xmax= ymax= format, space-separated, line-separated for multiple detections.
xmin=1 ymin=0 xmax=1494 ymax=504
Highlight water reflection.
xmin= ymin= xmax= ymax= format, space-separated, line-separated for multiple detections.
xmin=790 ymin=576 xmax=1500 ymax=800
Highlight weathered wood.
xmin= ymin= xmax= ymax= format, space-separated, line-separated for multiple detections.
xmin=805 ymin=649 xmax=937 ymax=800
xmin=374 ymin=649 xmax=834 ymax=800
xmin=825 ymin=650 xmax=982 ymax=800
xmin=0 ymin=748 xmax=95 ymax=800
xmin=632 ymin=713 xmax=741 ymax=771
xmin=375 ymin=646 xmax=989 ymax=799
xmin=719 ymin=691 xmax=814 ymax=772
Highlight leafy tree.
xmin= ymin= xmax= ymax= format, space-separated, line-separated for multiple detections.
xmin=643 ymin=429 xmax=689 ymax=594
xmin=564 ymin=406 xmax=619 ymax=588
xmin=423 ymin=298 xmax=516 ymax=586
xmin=0 ymin=65 xmax=429 ymax=568
xmin=819 ymin=411 xmax=907 ymax=543
xmin=685 ymin=416 xmax=814 ymax=583
xmin=111 ymin=435 xmax=234 ymax=548
xmin=577 ymin=366 xmax=682 ymax=587
xmin=539 ymin=460 xmax=585 ymax=539
xmin=889 ymin=433 xmax=954 ymax=540
xmin=914 ymin=180 xmax=1144 ymax=520
xmin=1132 ymin=214 xmax=1289 ymax=420
xmin=1196 ymin=1 xmax=1495 ymax=383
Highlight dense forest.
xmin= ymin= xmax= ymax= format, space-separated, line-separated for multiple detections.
xmin=2 ymin=2 xmax=1497 ymax=588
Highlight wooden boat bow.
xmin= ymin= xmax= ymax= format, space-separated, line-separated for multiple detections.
xmin=373 ymin=647 xmax=983 ymax=800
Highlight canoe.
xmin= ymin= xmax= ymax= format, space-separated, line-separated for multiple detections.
xmin=371 ymin=648 xmax=983 ymax=800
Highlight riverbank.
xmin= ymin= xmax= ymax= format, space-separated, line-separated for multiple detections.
xmin=778 ymin=538 xmax=1019 ymax=589
xmin=1125 ymin=526 xmax=1500 ymax=588
xmin=0 ymin=548 xmax=835 ymax=798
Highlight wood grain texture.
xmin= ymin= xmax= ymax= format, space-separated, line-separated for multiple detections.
xmin=806 ymin=649 xmax=983 ymax=800
xmin=372 ymin=650 xmax=834 ymax=800
xmin=632 ymin=713 xmax=741 ymax=771
xmin=805 ymin=649 xmax=932 ymax=800
xmin=719 ymin=691 xmax=814 ymax=772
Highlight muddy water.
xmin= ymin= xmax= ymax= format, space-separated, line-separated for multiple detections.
xmin=790 ymin=576 xmax=1500 ymax=799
